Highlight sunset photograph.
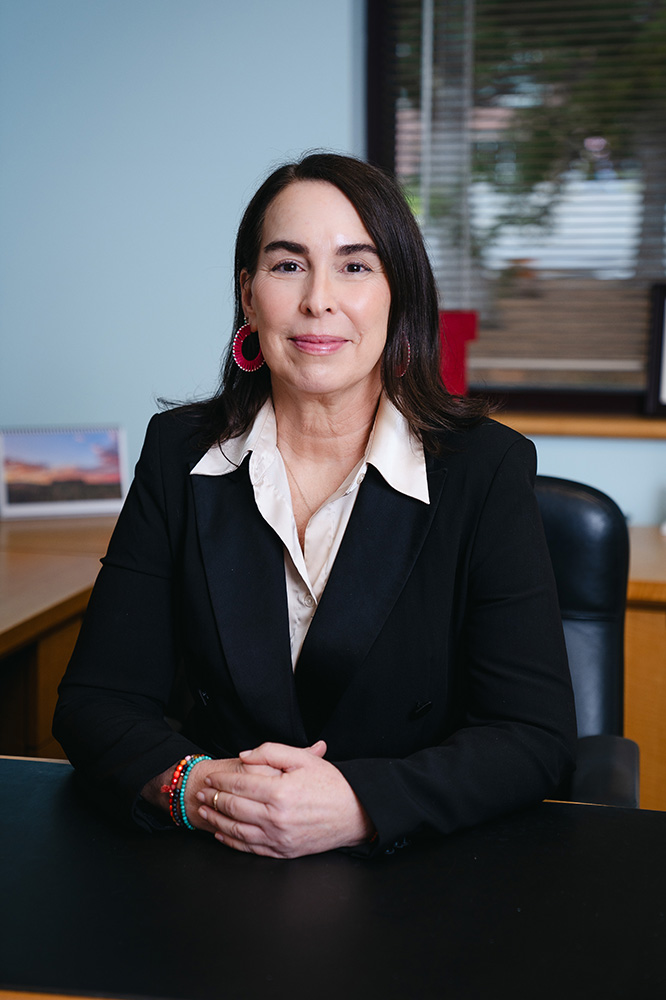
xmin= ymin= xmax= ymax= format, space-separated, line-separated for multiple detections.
xmin=1 ymin=427 xmax=126 ymax=512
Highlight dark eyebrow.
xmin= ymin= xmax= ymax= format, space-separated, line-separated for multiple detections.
xmin=263 ymin=240 xmax=307 ymax=255
xmin=337 ymin=243 xmax=379 ymax=257
xmin=262 ymin=240 xmax=380 ymax=257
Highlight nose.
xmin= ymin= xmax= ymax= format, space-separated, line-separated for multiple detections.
xmin=300 ymin=267 xmax=337 ymax=317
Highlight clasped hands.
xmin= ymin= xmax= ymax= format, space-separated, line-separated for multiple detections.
xmin=189 ymin=741 xmax=374 ymax=858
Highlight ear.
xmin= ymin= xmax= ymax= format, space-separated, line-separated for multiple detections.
xmin=240 ymin=269 xmax=256 ymax=330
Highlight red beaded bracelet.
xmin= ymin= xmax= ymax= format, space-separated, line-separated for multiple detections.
xmin=161 ymin=754 xmax=210 ymax=828
xmin=163 ymin=756 xmax=189 ymax=826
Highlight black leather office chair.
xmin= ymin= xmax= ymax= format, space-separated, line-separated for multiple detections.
xmin=535 ymin=476 xmax=639 ymax=808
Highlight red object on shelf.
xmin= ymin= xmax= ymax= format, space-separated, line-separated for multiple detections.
xmin=439 ymin=311 xmax=478 ymax=395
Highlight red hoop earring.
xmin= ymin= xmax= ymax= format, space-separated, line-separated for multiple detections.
xmin=232 ymin=323 xmax=265 ymax=373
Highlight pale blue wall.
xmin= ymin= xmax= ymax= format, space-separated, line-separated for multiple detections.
xmin=1 ymin=0 xmax=664 ymax=524
xmin=0 ymin=0 xmax=364 ymax=468
xmin=532 ymin=435 xmax=665 ymax=527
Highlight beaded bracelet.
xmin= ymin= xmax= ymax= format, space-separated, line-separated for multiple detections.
xmin=178 ymin=755 xmax=211 ymax=830
xmin=161 ymin=754 xmax=211 ymax=830
xmin=162 ymin=756 xmax=189 ymax=827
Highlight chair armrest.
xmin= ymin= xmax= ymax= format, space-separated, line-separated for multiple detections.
xmin=569 ymin=735 xmax=640 ymax=809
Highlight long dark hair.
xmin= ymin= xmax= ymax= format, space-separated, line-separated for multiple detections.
xmin=186 ymin=152 xmax=488 ymax=454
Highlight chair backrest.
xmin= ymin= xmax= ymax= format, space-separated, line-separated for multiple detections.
xmin=534 ymin=476 xmax=629 ymax=738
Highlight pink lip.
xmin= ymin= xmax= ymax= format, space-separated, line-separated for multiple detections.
xmin=289 ymin=335 xmax=348 ymax=356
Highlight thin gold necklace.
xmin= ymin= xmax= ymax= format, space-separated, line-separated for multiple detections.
xmin=280 ymin=450 xmax=318 ymax=517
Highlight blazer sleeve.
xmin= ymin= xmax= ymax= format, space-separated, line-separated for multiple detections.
xmin=53 ymin=413 xmax=208 ymax=829
xmin=336 ymin=434 xmax=577 ymax=856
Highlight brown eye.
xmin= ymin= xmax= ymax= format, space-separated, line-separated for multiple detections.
xmin=271 ymin=260 xmax=302 ymax=273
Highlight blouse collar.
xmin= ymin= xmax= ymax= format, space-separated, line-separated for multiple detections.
xmin=190 ymin=394 xmax=429 ymax=505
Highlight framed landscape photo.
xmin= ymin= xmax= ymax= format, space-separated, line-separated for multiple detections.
xmin=646 ymin=284 xmax=666 ymax=416
xmin=0 ymin=426 xmax=128 ymax=519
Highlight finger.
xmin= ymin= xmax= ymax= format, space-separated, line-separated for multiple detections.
xmin=208 ymin=806 xmax=298 ymax=860
xmin=306 ymin=740 xmax=327 ymax=758
xmin=203 ymin=761 xmax=279 ymax=785
xmin=198 ymin=802 xmax=278 ymax=853
xmin=197 ymin=773 xmax=277 ymax=811
xmin=237 ymin=742 xmax=286 ymax=766
xmin=214 ymin=831 xmax=287 ymax=859
xmin=237 ymin=762 xmax=283 ymax=776
xmin=238 ymin=742 xmax=320 ymax=771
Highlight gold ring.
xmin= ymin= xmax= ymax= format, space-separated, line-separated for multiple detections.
xmin=213 ymin=789 xmax=221 ymax=812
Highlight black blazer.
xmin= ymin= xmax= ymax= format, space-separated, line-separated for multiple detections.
xmin=54 ymin=408 xmax=576 ymax=854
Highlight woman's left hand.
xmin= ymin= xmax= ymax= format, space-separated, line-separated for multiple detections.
xmin=196 ymin=740 xmax=374 ymax=858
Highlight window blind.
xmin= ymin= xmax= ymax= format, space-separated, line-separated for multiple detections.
xmin=368 ymin=0 xmax=666 ymax=395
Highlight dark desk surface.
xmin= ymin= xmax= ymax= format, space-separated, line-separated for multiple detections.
xmin=1 ymin=759 xmax=665 ymax=1000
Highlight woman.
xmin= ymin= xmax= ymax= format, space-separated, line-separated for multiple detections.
xmin=54 ymin=152 xmax=576 ymax=858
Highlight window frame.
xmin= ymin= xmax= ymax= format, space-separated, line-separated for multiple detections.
xmin=365 ymin=0 xmax=656 ymax=417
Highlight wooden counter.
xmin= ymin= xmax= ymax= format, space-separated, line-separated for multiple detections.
xmin=1 ymin=517 xmax=665 ymax=808
xmin=496 ymin=412 xmax=666 ymax=439
xmin=624 ymin=525 xmax=666 ymax=811
xmin=0 ymin=517 xmax=116 ymax=757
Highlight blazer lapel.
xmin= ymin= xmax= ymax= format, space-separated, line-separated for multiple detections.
xmin=191 ymin=462 xmax=307 ymax=745
xmin=294 ymin=458 xmax=448 ymax=740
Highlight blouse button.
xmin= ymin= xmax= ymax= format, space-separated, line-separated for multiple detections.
xmin=303 ymin=594 xmax=316 ymax=608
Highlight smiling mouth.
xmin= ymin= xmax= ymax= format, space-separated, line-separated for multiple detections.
xmin=289 ymin=335 xmax=348 ymax=355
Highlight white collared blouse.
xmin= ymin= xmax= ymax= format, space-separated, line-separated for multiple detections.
xmin=190 ymin=394 xmax=429 ymax=666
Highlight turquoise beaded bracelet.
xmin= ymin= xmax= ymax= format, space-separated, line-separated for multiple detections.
xmin=166 ymin=754 xmax=211 ymax=830
xmin=178 ymin=754 xmax=211 ymax=830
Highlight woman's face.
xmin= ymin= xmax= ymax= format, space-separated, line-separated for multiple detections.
xmin=241 ymin=181 xmax=391 ymax=405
